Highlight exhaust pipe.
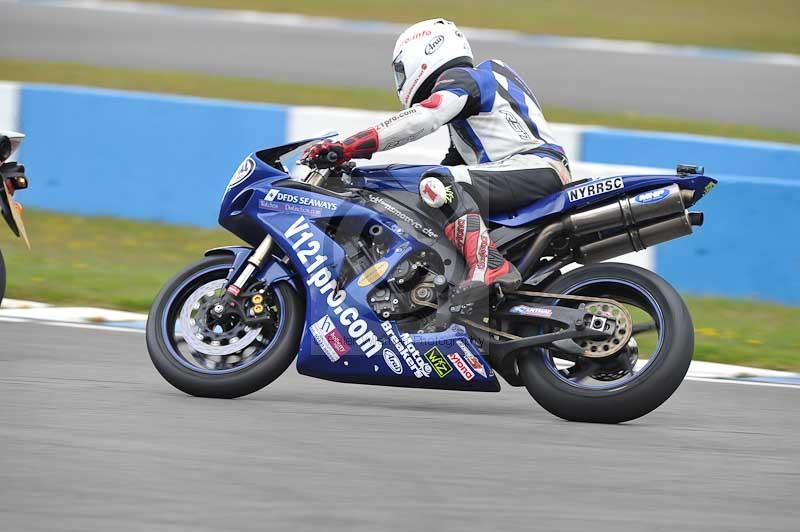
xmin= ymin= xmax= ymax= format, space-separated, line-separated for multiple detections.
xmin=576 ymin=211 xmax=702 ymax=264
xmin=565 ymin=183 xmax=690 ymax=235
xmin=516 ymin=184 xmax=700 ymax=278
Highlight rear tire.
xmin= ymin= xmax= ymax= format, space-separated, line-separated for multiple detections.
xmin=518 ymin=262 xmax=693 ymax=423
xmin=146 ymin=255 xmax=304 ymax=398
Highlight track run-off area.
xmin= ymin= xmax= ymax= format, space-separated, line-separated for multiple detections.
xmin=0 ymin=318 xmax=797 ymax=531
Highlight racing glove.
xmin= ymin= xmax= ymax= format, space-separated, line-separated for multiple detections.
xmin=302 ymin=129 xmax=380 ymax=168
xmin=302 ymin=140 xmax=346 ymax=169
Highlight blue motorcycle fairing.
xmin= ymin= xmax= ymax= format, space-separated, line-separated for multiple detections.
xmin=219 ymin=156 xmax=501 ymax=391
xmin=351 ymin=164 xmax=440 ymax=193
xmin=487 ymin=173 xmax=717 ymax=227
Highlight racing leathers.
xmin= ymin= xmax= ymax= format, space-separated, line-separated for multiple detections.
xmin=304 ymin=59 xmax=571 ymax=303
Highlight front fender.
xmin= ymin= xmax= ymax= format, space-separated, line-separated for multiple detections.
xmin=204 ymin=246 xmax=298 ymax=291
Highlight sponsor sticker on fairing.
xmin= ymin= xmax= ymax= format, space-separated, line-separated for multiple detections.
xmin=286 ymin=217 xmax=382 ymax=361
xmin=260 ymin=189 xmax=338 ymax=217
xmin=447 ymin=353 xmax=475 ymax=381
xmin=310 ymin=315 xmax=351 ymax=362
xmin=381 ymin=322 xmax=432 ymax=378
xmin=567 ymin=177 xmax=624 ymax=202
xmin=357 ymin=260 xmax=390 ymax=287
xmin=633 ymin=187 xmax=670 ymax=204
xmin=383 ymin=348 xmax=403 ymax=375
xmin=456 ymin=340 xmax=487 ymax=378
xmin=424 ymin=347 xmax=453 ymax=378
xmin=367 ymin=194 xmax=439 ymax=239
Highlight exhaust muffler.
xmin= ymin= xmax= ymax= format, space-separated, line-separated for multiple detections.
xmin=565 ymin=183 xmax=692 ymax=235
xmin=576 ymin=211 xmax=702 ymax=264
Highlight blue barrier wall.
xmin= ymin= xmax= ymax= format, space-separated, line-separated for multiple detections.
xmin=581 ymin=128 xmax=800 ymax=303
xmin=19 ymin=84 xmax=287 ymax=227
xmin=581 ymin=128 xmax=800 ymax=180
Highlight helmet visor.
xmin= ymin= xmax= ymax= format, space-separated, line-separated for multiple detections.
xmin=393 ymin=57 xmax=406 ymax=92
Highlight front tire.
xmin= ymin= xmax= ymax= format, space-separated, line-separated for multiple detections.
xmin=146 ymin=255 xmax=304 ymax=398
xmin=518 ymin=262 xmax=693 ymax=423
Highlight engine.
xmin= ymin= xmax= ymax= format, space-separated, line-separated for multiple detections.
xmin=330 ymin=220 xmax=444 ymax=323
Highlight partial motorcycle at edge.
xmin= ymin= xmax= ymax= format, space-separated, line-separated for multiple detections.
xmin=0 ymin=131 xmax=31 ymax=306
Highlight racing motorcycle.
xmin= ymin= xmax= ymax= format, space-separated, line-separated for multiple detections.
xmin=146 ymin=135 xmax=716 ymax=423
xmin=0 ymin=131 xmax=31 ymax=306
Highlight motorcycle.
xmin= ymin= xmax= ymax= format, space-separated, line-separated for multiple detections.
xmin=146 ymin=136 xmax=716 ymax=423
xmin=0 ymin=131 xmax=31 ymax=307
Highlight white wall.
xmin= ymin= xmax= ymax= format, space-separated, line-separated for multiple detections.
xmin=0 ymin=82 xmax=20 ymax=133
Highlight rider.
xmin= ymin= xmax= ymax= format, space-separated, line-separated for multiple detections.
xmin=302 ymin=18 xmax=571 ymax=303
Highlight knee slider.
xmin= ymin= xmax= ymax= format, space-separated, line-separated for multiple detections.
xmin=419 ymin=170 xmax=454 ymax=209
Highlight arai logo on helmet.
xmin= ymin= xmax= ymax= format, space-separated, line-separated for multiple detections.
xmin=425 ymin=35 xmax=445 ymax=55
xmin=634 ymin=187 xmax=670 ymax=204
xmin=228 ymin=156 xmax=255 ymax=188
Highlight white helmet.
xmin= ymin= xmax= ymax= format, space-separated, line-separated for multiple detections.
xmin=392 ymin=19 xmax=473 ymax=109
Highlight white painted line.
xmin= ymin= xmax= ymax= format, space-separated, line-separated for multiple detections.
xmin=684 ymin=376 xmax=800 ymax=390
xmin=688 ymin=360 xmax=794 ymax=379
xmin=6 ymin=0 xmax=800 ymax=67
xmin=0 ymin=316 xmax=30 ymax=323
xmin=0 ymin=306 xmax=147 ymax=322
xmin=40 ymin=320 xmax=146 ymax=334
xmin=0 ymin=315 xmax=146 ymax=333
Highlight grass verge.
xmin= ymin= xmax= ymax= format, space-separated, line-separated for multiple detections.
xmin=3 ymin=58 xmax=799 ymax=145
xmin=136 ymin=0 xmax=800 ymax=54
xmin=2 ymin=210 xmax=798 ymax=371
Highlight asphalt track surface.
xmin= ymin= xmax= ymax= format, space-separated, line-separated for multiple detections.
xmin=1 ymin=319 xmax=798 ymax=531
xmin=2 ymin=1 xmax=800 ymax=131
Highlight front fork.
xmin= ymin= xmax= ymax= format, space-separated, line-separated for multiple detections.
xmin=226 ymin=235 xmax=274 ymax=296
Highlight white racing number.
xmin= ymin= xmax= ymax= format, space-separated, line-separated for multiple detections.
xmin=285 ymin=217 xmax=382 ymax=360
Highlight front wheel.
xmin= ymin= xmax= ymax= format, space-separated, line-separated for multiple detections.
xmin=518 ymin=262 xmax=694 ymax=423
xmin=146 ymin=255 xmax=304 ymax=398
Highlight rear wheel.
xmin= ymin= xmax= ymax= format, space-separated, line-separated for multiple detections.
xmin=146 ymin=255 xmax=304 ymax=398
xmin=517 ymin=262 xmax=693 ymax=423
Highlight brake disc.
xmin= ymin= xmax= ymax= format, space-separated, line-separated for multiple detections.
xmin=575 ymin=301 xmax=632 ymax=358
xmin=179 ymin=279 xmax=262 ymax=356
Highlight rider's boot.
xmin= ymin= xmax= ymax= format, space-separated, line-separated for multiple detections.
xmin=445 ymin=213 xmax=521 ymax=304
xmin=419 ymin=172 xmax=521 ymax=305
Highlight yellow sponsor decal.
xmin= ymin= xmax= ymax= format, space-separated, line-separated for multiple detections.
xmin=357 ymin=260 xmax=390 ymax=287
